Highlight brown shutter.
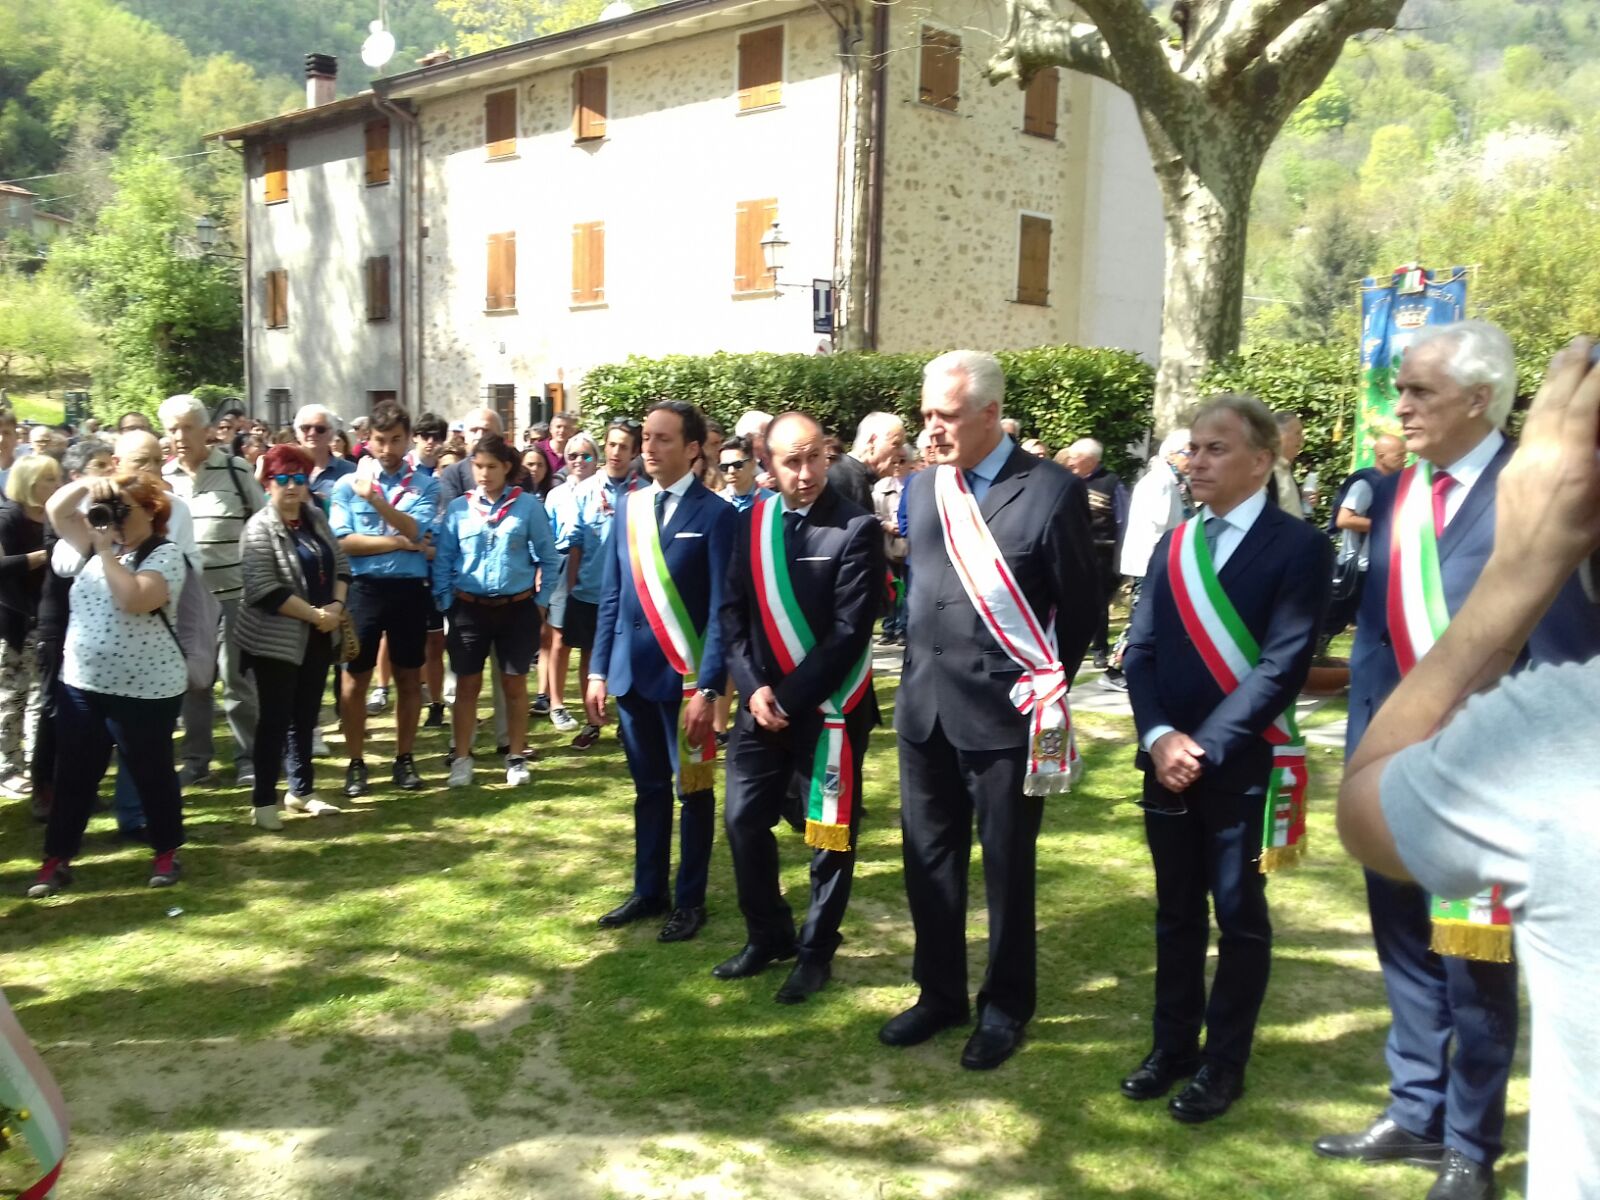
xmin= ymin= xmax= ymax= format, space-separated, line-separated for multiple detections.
xmin=366 ymin=256 xmax=391 ymax=320
xmin=738 ymin=26 xmax=784 ymax=111
xmin=919 ymin=28 xmax=961 ymax=112
xmin=572 ymin=221 xmax=606 ymax=304
xmin=264 ymin=269 xmax=289 ymax=328
xmin=485 ymin=89 xmax=517 ymax=158
xmin=573 ymin=67 xmax=608 ymax=141
xmin=734 ymin=198 xmax=778 ymax=292
xmin=365 ymin=120 xmax=391 ymax=184
xmin=263 ymin=143 xmax=288 ymax=204
xmin=487 ymin=232 xmax=516 ymax=310
xmin=1016 ymin=215 xmax=1052 ymax=306
xmin=1022 ymin=68 xmax=1058 ymax=139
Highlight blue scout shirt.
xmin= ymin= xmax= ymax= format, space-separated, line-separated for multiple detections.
xmin=330 ymin=464 xmax=439 ymax=580
xmin=570 ymin=471 xmax=642 ymax=605
xmin=432 ymin=487 xmax=559 ymax=609
xmin=720 ymin=484 xmax=775 ymax=513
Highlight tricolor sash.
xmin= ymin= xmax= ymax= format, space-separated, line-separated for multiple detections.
xmin=0 ymin=989 xmax=68 ymax=1199
xmin=1167 ymin=516 xmax=1308 ymax=873
xmin=934 ymin=466 xmax=1078 ymax=794
xmin=749 ymin=497 xmax=873 ymax=851
xmin=624 ymin=489 xmax=717 ymax=792
xmin=1387 ymin=462 xmax=1513 ymax=962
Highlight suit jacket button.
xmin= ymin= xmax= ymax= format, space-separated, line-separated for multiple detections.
xmin=633 ymin=620 xmax=641 ymax=630
xmin=936 ymin=600 xmax=945 ymax=610
xmin=933 ymin=645 xmax=942 ymax=655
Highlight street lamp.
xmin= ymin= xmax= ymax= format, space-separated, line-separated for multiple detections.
xmin=194 ymin=214 xmax=219 ymax=250
xmin=760 ymin=221 xmax=789 ymax=285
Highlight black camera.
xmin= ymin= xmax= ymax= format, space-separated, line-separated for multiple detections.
xmin=86 ymin=496 xmax=132 ymax=530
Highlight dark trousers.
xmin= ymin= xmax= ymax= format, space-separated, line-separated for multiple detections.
xmin=29 ymin=641 xmax=61 ymax=795
xmin=245 ymin=635 xmax=334 ymax=809
xmin=1143 ymin=786 xmax=1272 ymax=1070
xmin=615 ymin=689 xmax=714 ymax=909
xmin=1092 ymin=543 xmax=1118 ymax=655
xmin=724 ymin=717 xmax=866 ymax=963
xmin=47 ymin=685 xmax=184 ymax=858
xmin=1365 ymin=869 xmax=1516 ymax=1167
xmin=898 ymin=722 xmax=1043 ymax=1029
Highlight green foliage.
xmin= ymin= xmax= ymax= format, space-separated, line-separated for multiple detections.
xmin=1286 ymin=78 xmax=1352 ymax=137
xmin=582 ymin=345 xmax=1155 ymax=481
xmin=0 ymin=270 xmax=96 ymax=389
xmin=437 ymin=0 xmax=649 ymax=55
xmin=1283 ymin=206 xmax=1374 ymax=344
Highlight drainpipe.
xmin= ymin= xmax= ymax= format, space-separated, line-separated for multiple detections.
xmin=220 ymin=136 xmax=254 ymax=414
xmin=865 ymin=0 xmax=888 ymax=351
xmin=374 ymin=96 xmax=420 ymax=411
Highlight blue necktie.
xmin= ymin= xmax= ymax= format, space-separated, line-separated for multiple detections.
xmin=1203 ymin=516 xmax=1224 ymax=563
xmin=963 ymin=469 xmax=980 ymax=498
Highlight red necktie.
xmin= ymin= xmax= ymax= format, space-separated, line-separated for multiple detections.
xmin=1431 ymin=470 xmax=1457 ymax=539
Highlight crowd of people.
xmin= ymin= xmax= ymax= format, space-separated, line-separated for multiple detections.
xmin=4 ymin=316 xmax=1595 ymax=1199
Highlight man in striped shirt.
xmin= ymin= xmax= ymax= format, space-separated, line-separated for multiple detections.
xmin=160 ymin=393 xmax=267 ymax=788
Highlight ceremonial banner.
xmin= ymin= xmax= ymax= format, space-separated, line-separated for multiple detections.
xmin=0 ymin=989 xmax=68 ymax=1198
xmin=1355 ymin=266 xmax=1469 ymax=469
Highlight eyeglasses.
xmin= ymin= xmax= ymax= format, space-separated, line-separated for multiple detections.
xmin=608 ymin=417 xmax=642 ymax=430
xmin=298 ymin=424 xmax=328 ymax=434
xmin=567 ymin=452 xmax=596 ymax=462
xmin=720 ymin=458 xmax=749 ymax=471
xmin=418 ymin=431 xmax=447 ymax=441
xmin=271 ymin=473 xmax=309 ymax=486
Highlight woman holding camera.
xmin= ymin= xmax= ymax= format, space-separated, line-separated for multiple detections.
xmin=29 ymin=472 xmax=188 ymax=896
xmin=233 ymin=445 xmax=350 ymax=830
xmin=0 ymin=454 xmax=61 ymax=799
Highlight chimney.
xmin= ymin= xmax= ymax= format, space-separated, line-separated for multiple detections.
xmin=305 ymin=54 xmax=338 ymax=108
xmin=416 ymin=48 xmax=453 ymax=67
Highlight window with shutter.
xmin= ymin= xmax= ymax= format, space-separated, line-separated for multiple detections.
xmin=265 ymin=388 xmax=291 ymax=428
xmin=573 ymin=67 xmax=608 ymax=141
xmin=1016 ymin=215 xmax=1052 ymax=306
xmin=486 ymin=384 xmax=516 ymax=430
xmin=571 ymin=222 xmax=606 ymax=305
xmin=485 ymin=89 xmax=518 ymax=159
xmin=737 ymin=26 xmax=784 ymax=111
xmin=365 ymin=120 xmax=391 ymax=185
xmin=366 ymin=255 xmax=392 ymax=321
xmin=918 ymin=27 xmax=961 ymax=112
xmin=486 ymin=232 xmax=517 ymax=311
xmin=264 ymin=270 xmax=289 ymax=328
xmin=1022 ymin=69 xmax=1058 ymax=139
xmin=263 ymin=143 xmax=288 ymax=204
xmin=733 ymin=198 xmax=778 ymax=293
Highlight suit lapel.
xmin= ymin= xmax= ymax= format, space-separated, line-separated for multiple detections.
xmin=979 ymin=447 xmax=1035 ymax=523
xmin=661 ymin=479 xmax=701 ymax=542
xmin=1216 ymin=499 xmax=1280 ymax=588
xmin=1437 ymin=441 xmax=1510 ymax=564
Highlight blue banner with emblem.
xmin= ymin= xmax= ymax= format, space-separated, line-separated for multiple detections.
xmin=1355 ymin=266 xmax=1469 ymax=469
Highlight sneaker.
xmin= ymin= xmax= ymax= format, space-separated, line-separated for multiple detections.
xmin=1092 ymin=650 xmax=1109 ymax=669
xmin=424 ymin=702 xmax=446 ymax=728
xmin=549 ymin=707 xmax=579 ymax=733
xmin=149 ymin=851 xmax=182 ymax=888
xmin=1100 ymin=671 xmax=1129 ymax=692
xmin=310 ymin=729 xmax=330 ymax=757
xmin=366 ymin=685 xmax=389 ymax=715
xmin=504 ymin=755 xmax=530 ymax=786
xmin=178 ymin=763 xmax=212 ymax=787
xmin=235 ymin=768 xmax=257 ymax=789
xmin=572 ymin=724 xmax=601 ymax=750
xmin=344 ymin=759 xmax=369 ymax=798
xmin=26 ymin=857 xmax=72 ymax=899
xmin=531 ymin=693 xmax=551 ymax=716
xmin=0 ymin=774 xmax=32 ymax=798
xmin=285 ymin=793 xmax=341 ymax=816
xmin=252 ymin=805 xmax=284 ymax=831
xmin=393 ymin=753 xmax=423 ymax=791
xmin=448 ymin=756 xmax=475 ymax=788
xmin=877 ymin=631 xmax=898 ymax=646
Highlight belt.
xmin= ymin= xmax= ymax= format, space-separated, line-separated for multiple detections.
xmin=454 ymin=588 xmax=534 ymax=608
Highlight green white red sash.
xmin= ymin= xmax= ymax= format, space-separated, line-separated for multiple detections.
xmin=934 ymin=466 xmax=1078 ymax=794
xmin=1387 ymin=461 xmax=1512 ymax=962
xmin=1166 ymin=515 xmax=1307 ymax=872
xmin=0 ymin=988 xmax=68 ymax=1199
xmin=749 ymin=497 xmax=872 ymax=851
xmin=625 ymin=488 xmax=716 ymax=793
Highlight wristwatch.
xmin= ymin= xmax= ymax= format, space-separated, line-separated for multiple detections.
xmin=697 ymin=686 xmax=721 ymax=702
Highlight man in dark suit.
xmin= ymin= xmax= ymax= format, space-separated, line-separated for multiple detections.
xmin=717 ymin=412 xmax=883 ymax=1003
xmin=882 ymin=350 xmax=1099 ymax=1071
xmin=586 ymin=400 xmax=737 ymax=944
xmin=1121 ymin=393 xmax=1331 ymax=1124
xmin=1317 ymin=320 xmax=1600 ymax=1200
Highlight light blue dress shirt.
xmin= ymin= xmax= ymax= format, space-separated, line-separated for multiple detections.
xmin=963 ymin=434 xmax=1016 ymax=503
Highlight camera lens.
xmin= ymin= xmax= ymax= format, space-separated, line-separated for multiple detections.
xmin=86 ymin=502 xmax=115 ymax=529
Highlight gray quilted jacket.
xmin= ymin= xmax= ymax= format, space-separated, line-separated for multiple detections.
xmin=232 ymin=502 xmax=350 ymax=664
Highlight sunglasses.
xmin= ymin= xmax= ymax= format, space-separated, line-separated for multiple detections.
xmin=298 ymin=424 xmax=328 ymax=434
xmin=567 ymin=452 xmax=596 ymax=462
xmin=720 ymin=458 xmax=749 ymax=471
xmin=271 ymin=473 xmax=309 ymax=486
xmin=609 ymin=418 xmax=642 ymax=430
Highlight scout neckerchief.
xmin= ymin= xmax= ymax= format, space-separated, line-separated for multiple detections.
xmin=379 ymin=460 xmax=416 ymax=507
xmin=1166 ymin=514 xmax=1307 ymax=873
xmin=934 ymin=465 xmax=1078 ymax=794
xmin=0 ymin=987 xmax=69 ymax=1199
xmin=471 ymin=485 xmax=523 ymax=527
xmin=624 ymin=487 xmax=716 ymax=792
xmin=1387 ymin=460 xmax=1513 ymax=962
xmin=750 ymin=497 xmax=872 ymax=851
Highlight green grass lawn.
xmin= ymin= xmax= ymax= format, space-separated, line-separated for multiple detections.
xmin=1 ymin=392 xmax=66 ymax=426
xmin=0 ymin=678 xmax=1529 ymax=1199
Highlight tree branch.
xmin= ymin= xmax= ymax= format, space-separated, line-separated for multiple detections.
xmin=982 ymin=0 xmax=1122 ymax=90
xmin=1244 ymin=0 xmax=1404 ymax=125
xmin=1201 ymin=0 xmax=1325 ymax=83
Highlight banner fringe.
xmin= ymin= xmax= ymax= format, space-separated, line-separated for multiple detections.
xmin=678 ymin=760 xmax=716 ymax=795
xmin=1023 ymin=772 xmax=1074 ymax=797
xmin=1259 ymin=840 xmax=1306 ymax=875
xmin=804 ymin=820 xmax=852 ymax=853
xmin=1430 ymin=920 xmax=1513 ymax=963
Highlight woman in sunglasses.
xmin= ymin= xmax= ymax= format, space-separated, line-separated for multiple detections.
xmin=232 ymin=444 xmax=351 ymax=830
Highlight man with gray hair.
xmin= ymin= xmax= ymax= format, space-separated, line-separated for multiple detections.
xmin=830 ymin=410 xmax=904 ymax=512
xmin=1061 ymin=438 xmax=1129 ymax=668
xmin=294 ymin=404 xmax=355 ymax=510
xmin=881 ymin=349 xmax=1099 ymax=1071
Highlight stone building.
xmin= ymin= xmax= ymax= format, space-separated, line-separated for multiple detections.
xmin=216 ymin=0 xmax=1163 ymax=429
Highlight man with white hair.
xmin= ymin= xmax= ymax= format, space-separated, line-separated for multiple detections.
xmin=1061 ymin=438 xmax=1129 ymax=668
xmin=1315 ymin=320 xmax=1600 ymax=1200
xmin=830 ymin=411 xmax=905 ymax=512
xmin=294 ymin=404 xmax=356 ymax=511
xmin=160 ymin=393 xmax=267 ymax=787
xmin=1102 ymin=429 xmax=1192 ymax=690
xmin=881 ymin=350 xmax=1099 ymax=1071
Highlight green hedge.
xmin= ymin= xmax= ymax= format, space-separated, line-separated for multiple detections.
xmin=580 ymin=346 xmax=1155 ymax=482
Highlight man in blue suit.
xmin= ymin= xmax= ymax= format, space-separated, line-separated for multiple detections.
xmin=1316 ymin=320 xmax=1600 ymax=1200
xmin=587 ymin=400 xmax=736 ymax=943
xmin=1122 ymin=393 xmax=1331 ymax=1124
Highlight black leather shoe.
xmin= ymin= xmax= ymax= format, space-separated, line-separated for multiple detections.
xmin=1120 ymin=1048 xmax=1201 ymax=1101
xmin=878 ymin=1002 xmax=970 ymax=1047
xmin=775 ymin=960 xmax=830 ymax=1004
xmin=392 ymin=753 xmax=423 ymax=791
xmin=597 ymin=893 xmax=669 ymax=928
xmin=344 ymin=759 xmax=368 ymax=798
xmin=1168 ymin=1063 xmax=1244 ymax=1123
xmin=1314 ymin=1116 xmax=1446 ymax=1167
xmin=960 ymin=1024 xmax=1023 ymax=1071
xmin=658 ymin=905 xmax=707 ymax=942
xmin=1426 ymin=1150 xmax=1496 ymax=1200
xmin=712 ymin=942 xmax=796 ymax=979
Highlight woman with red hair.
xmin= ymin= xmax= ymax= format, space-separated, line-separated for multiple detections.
xmin=232 ymin=444 xmax=350 ymax=830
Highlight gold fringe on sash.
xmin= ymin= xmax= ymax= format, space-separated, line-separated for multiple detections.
xmin=678 ymin=759 xmax=716 ymax=795
xmin=805 ymin=819 xmax=853 ymax=853
xmin=1258 ymin=840 xmax=1306 ymax=875
xmin=1429 ymin=920 xmax=1513 ymax=964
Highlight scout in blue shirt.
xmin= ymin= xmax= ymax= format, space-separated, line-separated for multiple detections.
xmin=431 ymin=434 xmax=556 ymax=790
xmin=329 ymin=402 xmax=439 ymax=797
xmin=718 ymin=435 xmax=776 ymax=513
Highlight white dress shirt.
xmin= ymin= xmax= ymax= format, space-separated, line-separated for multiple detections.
xmin=648 ymin=469 xmax=698 ymax=527
xmin=1434 ymin=429 xmax=1504 ymax=527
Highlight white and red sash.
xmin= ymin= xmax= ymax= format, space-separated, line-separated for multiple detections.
xmin=934 ymin=466 xmax=1078 ymax=794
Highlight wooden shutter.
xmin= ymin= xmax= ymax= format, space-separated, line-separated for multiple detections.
xmin=364 ymin=120 xmax=391 ymax=184
xmin=737 ymin=26 xmax=784 ymax=110
xmin=919 ymin=28 xmax=961 ymax=111
xmin=1016 ymin=216 xmax=1052 ymax=306
xmin=1022 ymin=68 xmax=1058 ymax=139
xmin=263 ymin=143 xmax=288 ymax=204
xmin=485 ymin=89 xmax=517 ymax=158
xmin=264 ymin=269 xmax=289 ymax=328
xmin=486 ymin=232 xmax=516 ymax=310
xmin=733 ymin=198 xmax=778 ymax=292
xmin=366 ymin=255 xmax=392 ymax=320
xmin=573 ymin=67 xmax=608 ymax=141
xmin=571 ymin=222 xmax=605 ymax=304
